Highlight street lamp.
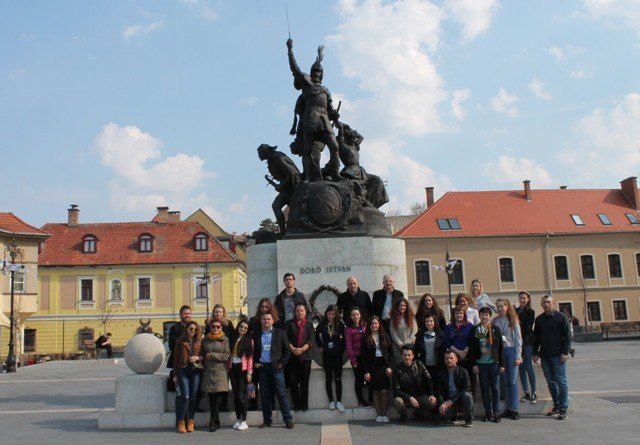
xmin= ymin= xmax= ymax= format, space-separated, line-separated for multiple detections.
xmin=3 ymin=238 xmax=24 ymax=373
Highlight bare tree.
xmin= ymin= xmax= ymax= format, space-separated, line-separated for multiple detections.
xmin=95 ymin=300 xmax=122 ymax=335
xmin=409 ymin=201 xmax=426 ymax=215
xmin=576 ymin=274 xmax=590 ymax=332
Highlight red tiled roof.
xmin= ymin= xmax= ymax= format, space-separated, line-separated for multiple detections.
xmin=39 ymin=221 xmax=238 ymax=266
xmin=396 ymin=188 xmax=640 ymax=238
xmin=0 ymin=213 xmax=49 ymax=237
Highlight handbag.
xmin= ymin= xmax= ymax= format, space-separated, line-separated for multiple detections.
xmin=167 ymin=369 xmax=176 ymax=392
xmin=246 ymin=383 xmax=256 ymax=399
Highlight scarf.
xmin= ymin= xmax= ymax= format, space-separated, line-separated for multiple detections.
xmin=207 ymin=331 xmax=224 ymax=341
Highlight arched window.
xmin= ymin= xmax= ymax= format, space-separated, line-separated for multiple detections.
xmin=82 ymin=235 xmax=97 ymax=253
xmin=139 ymin=234 xmax=154 ymax=253
xmin=194 ymin=233 xmax=208 ymax=251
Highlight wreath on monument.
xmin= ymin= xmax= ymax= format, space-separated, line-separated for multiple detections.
xmin=309 ymin=284 xmax=341 ymax=321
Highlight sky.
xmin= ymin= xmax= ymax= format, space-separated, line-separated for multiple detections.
xmin=2 ymin=0 xmax=640 ymax=235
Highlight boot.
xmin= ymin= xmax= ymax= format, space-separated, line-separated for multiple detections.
xmin=186 ymin=419 xmax=195 ymax=433
xmin=177 ymin=420 xmax=187 ymax=434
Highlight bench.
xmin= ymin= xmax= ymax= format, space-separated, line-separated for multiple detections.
xmin=601 ymin=321 xmax=640 ymax=339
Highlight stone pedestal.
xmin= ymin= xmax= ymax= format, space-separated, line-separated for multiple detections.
xmin=247 ymin=236 xmax=407 ymax=315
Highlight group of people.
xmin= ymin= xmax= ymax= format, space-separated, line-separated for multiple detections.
xmin=166 ymin=274 xmax=572 ymax=433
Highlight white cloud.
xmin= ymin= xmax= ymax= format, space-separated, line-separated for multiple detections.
xmin=451 ymin=88 xmax=471 ymax=119
xmin=122 ymin=21 xmax=163 ymax=39
xmin=548 ymin=46 xmax=564 ymax=62
xmin=490 ymin=87 xmax=519 ymax=118
xmin=482 ymin=155 xmax=557 ymax=187
xmin=94 ymin=123 xmax=215 ymax=213
xmin=444 ymin=0 xmax=500 ymax=42
xmin=570 ymin=69 xmax=586 ymax=78
xmin=558 ymin=92 xmax=640 ymax=182
xmin=180 ymin=0 xmax=217 ymax=20
xmin=583 ymin=0 xmax=640 ymax=36
xmin=528 ymin=77 xmax=552 ymax=100
xmin=327 ymin=0 xmax=447 ymax=137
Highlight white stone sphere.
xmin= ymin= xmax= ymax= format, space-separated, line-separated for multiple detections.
xmin=124 ymin=334 xmax=165 ymax=374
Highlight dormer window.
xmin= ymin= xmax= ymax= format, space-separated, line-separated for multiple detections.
xmin=437 ymin=218 xmax=461 ymax=230
xmin=139 ymin=234 xmax=154 ymax=253
xmin=194 ymin=233 xmax=208 ymax=251
xmin=82 ymin=235 xmax=97 ymax=253
xmin=571 ymin=214 xmax=585 ymax=226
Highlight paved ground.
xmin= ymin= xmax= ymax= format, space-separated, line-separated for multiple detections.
xmin=1 ymin=340 xmax=639 ymax=445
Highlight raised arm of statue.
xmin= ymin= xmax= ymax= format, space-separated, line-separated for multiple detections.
xmin=286 ymin=38 xmax=303 ymax=79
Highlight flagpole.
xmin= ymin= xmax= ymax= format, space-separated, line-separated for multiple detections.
xmin=446 ymin=245 xmax=453 ymax=321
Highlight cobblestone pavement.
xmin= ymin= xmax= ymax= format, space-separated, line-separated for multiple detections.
xmin=1 ymin=340 xmax=639 ymax=445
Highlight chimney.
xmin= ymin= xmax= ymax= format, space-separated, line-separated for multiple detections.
xmin=156 ymin=206 xmax=169 ymax=224
xmin=620 ymin=177 xmax=639 ymax=211
xmin=523 ymin=180 xmax=532 ymax=202
xmin=425 ymin=187 xmax=434 ymax=209
xmin=168 ymin=211 xmax=181 ymax=223
xmin=560 ymin=185 xmax=567 ymax=190
xmin=68 ymin=204 xmax=79 ymax=227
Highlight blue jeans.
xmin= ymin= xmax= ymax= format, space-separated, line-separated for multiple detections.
xmin=478 ymin=363 xmax=500 ymax=414
xmin=501 ymin=346 xmax=519 ymax=411
xmin=541 ymin=356 xmax=569 ymax=411
xmin=258 ymin=363 xmax=292 ymax=425
xmin=519 ymin=344 xmax=536 ymax=393
xmin=175 ymin=366 xmax=201 ymax=422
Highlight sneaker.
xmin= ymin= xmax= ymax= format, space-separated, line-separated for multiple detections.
xmin=464 ymin=420 xmax=473 ymax=428
xmin=232 ymin=421 xmax=241 ymax=430
xmin=493 ymin=413 xmax=501 ymax=423
xmin=557 ymin=410 xmax=568 ymax=420
xmin=381 ymin=416 xmax=389 ymax=423
xmin=482 ymin=412 xmax=492 ymax=422
xmin=511 ymin=411 xmax=520 ymax=420
xmin=329 ymin=401 xmax=336 ymax=410
xmin=237 ymin=421 xmax=249 ymax=430
xmin=376 ymin=416 xmax=383 ymax=423
xmin=547 ymin=407 xmax=560 ymax=417
xmin=336 ymin=402 xmax=345 ymax=412
xmin=520 ymin=392 xmax=530 ymax=402
xmin=530 ymin=392 xmax=538 ymax=404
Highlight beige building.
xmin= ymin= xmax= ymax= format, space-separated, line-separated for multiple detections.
xmin=397 ymin=179 xmax=640 ymax=327
xmin=0 ymin=213 xmax=49 ymax=357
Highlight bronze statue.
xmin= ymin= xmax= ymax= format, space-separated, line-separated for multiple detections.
xmin=286 ymin=39 xmax=341 ymax=182
xmin=257 ymin=144 xmax=302 ymax=234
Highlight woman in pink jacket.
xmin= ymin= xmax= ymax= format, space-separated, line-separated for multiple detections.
xmin=229 ymin=318 xmax=253 ymax=430
xmin=345 ymin=307 xmax=371 ymax=408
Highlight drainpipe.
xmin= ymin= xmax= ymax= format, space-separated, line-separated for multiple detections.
xmin=544 ymin=233 xmax=553 ymax=297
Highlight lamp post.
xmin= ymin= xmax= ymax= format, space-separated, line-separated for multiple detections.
xmin=4 ymin=238 xmax=23 ymax=373
xmin=445 ymin=246 xmax=454 ymax=321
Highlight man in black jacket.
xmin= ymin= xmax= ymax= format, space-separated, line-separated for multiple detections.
xmin=435 ymin=350 xmax=473 ymax=427
xmin=274 ymin=272 xmax=310 ymax=323
xmin=393 ymin=345 xmax=437 ymax=422
xmin=253 ymin=312 xmax=294 ymax=429
xmin=167 ymin=305 xmax=191 ymax=368
xmin=533 ymin=295 xmax=571 ymax=420
xmin=337 ymin=276 xmax=372 ymax=325
xmin=371 ymin=274 xmax=405 ymax=330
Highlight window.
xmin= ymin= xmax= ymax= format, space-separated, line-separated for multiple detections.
xmin=436 ymin=218 xmax=461 ymax=230
xmin=608 ymin=254 xmax=622 ymax=278
xmin=194 ymin=233 xmax=208 ymax=251
xmin=636 ymin=253 xmax=640 ymax=276
xmin=580 ymin=255 xmax=595 ymax=279
xmin=415 ymin=260 xmax=431 ymax=286
xmin=81 ymin=279 xmax=93 ymax=301
xmin=626 ymin=213 xmax=639 ymax=224
xmin=24 ymin=328 xmax=36 ymax=352
xmin=11 ymin=272 xmax=25 ymax=293
xmin=558 ymin=302 xmax=573 ymax=317
xmin=554 ymin=256 xmax=569 ymax=280
xmin=587 ymin=302 xmax=602 ymax=322
xmin=597 ymin=214 xmax=612 ymax=225
xmin=450 ymin=259 xmax=464 ymax=285
xmin=139 ymin=234 xmax=153 ymax=253
xmin=138 ymin=277 xmax=151 ymax=300
xmin=499 ymin=258 xmax=514 ymax=283
xmin=195 ymin=279 xmax=208 ymax=300
xmin=82 ymin=235 xmax=97 ymax=253
xmin=613 ymin=300 xmax=628 ymax=320
xmin=571 ymin=214 xmax=585 ymax=226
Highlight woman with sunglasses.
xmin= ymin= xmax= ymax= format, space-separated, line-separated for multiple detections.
xmin=229 ymin=318 xmax=253 ymax=430
xmin=173 ymin=320 xmax=203 ymax=434
xmin=201 ymin=319 xmax=231 ymax=432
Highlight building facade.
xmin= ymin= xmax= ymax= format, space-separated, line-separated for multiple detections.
xmin=28 ymin=206 xmax=246 ymax=355
xmin=397 ymin=178 xmax=640 ymax=327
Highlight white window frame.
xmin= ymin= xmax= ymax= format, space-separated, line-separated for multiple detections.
xmin=192 ymin=273 xmax=209 ymax=302
xmin=606 ymin=252 xmax=624 ymax=285
xmin=586 ymin=300 xmax=602 ymax=323
xmin=11 ymin=271 xmax=26 ymax=293
xmin=557 ymin=301 xmax=574 ymax=318
xmin=579 ymin=253 xmax=598 ymax=284
xmin=135 ymin=275 xmax=153 ymax=308
xmin=413 ymin=258 xmax=432 ymax=290
xmin=497 ymin=256 xmax=516 ymax=289
xmin=450 ymin=258 xmax=465 ymax=288
xmin=78 ymin=276 xmax=96 ymax=309
xmin=553 ymin=254 xmax=571 ymax=284
xmin=611 ymin=298 xmax=629 ymax=321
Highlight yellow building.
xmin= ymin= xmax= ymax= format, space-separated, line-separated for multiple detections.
xmin=397 ymin=178 xmax=640 ymax=327
xmin=28 ymin=206 xmax=246 ymax=355
xmin=1 ymin=213 xmax=49 ymax=359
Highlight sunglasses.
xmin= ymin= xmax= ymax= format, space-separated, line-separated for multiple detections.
xmin=211 ymin=325 xmax=222 ymax=329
